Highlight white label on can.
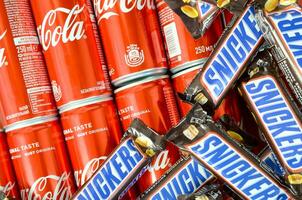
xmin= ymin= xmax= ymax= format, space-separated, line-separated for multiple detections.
xmin=163 ymin=22 xmax=181 ymax=58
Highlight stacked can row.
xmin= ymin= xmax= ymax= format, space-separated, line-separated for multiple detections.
xmin=0 ymin=0 xmax=119 ymax=199
xmin=0 ymin=0 xmax=228 ymax=199
xmin=0 ymin=0 xmax=167 ymax=199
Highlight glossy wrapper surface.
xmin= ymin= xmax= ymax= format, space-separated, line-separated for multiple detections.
xmin=255 ymin=4 xmax=302 ymax=110
xmin=166 ymin=104 xmax=294 ymax=199
xmin=139 ymin=156 xmax=215 ymax=199
xmin=172 ymin=66 xmax=241 ymax=123
xmin=72 ymin=119 xmax=165 ymax=200
xmin=239 ymin=50 xmax=302 ymax=196
xmin=184 ymin=5 xmax=263 ymax=113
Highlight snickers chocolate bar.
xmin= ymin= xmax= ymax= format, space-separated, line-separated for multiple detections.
xmin=139 ymin=156 xmax=215 ymax=200
xmin=166 ymin=104 xmax=294 ymax=199
xmin=183 ymin=4 xmax=263 ymax=114
xmin=255 ymin=3 xmax=302 ymax=109
xmin=239 ymin=49 xmax=302 ymax=196
xmin=72 ymin=119 xmax=165 ymax=200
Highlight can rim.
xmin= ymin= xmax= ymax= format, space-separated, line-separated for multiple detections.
xmin=170 ymin=58 xmax=207 ymax=74
xmin=114 ymin=75 xmax=169 ymax=94
xmin=59 ymin=95 xmax=113 ymax=113
xmin=171 ymin=65 xmax=203 ymax=79
xmin=111 ymin=67 xmax=167 ymax=87
xmin=5 ymin=114 xmax=58 ymax=132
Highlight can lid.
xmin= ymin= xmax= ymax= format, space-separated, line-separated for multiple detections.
xmin=114 ymin=75 xmax=169 ymax=94
xmin=112 ymin=67 xmax=167 ymax=87
xmin=171 ymin=65 xmax=203 ymax=79
xmin=5 ymin=114 xmax=58 ymax=132
xmin=59 ymin=95 xmax=113 ymax=113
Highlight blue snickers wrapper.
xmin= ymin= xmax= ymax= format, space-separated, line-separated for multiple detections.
xmin=183 ymin=4 xmax=263 ymax=115
xmin=255 ymin=3 xmax=302 ymax=110
xmin=72 ymin=119 xmax=165 ymax=200
xmin=239 ymin=49 xmax=302 ymax=196
xmin=165 ymin=104 xmax=294 ymax=199
xmin=139 ymin=156 xmax=215 ymax=200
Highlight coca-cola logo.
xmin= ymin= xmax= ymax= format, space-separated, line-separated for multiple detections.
xmin=0 ymin=30 xmax=7 ymax=68
xmin=38 ymin=5 xmax=86 ymax=51
xmin=20 ymin=172 xmax=72 ymax=200
xmin=0 ymin=181 xmax=15 ymax=197
xmin=74 ymin=156 xmax=107 ymax=187
xmin=148 ymin=150 xmax=170 ymax=172
xmin=93 ymin=0 xmax=155 ymax=23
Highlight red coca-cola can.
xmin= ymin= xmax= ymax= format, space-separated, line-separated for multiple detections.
xmin=93 ymin=0 xmax=168 ymax=86
xmin=114 ymin=75 xmax=180 ymax=194
xmin=29 ymin=0 xmax=111 ymax=111
xmin=0 ymin=1 xmax=56 ymax=128
xmin=6 ymin=118 xmax=77 ymax=199
xmin=172 ymin=65 xmax=241 ymax=123
xmin=156 ymin=0 xmax=223 ymax=73
xmin=60 ymin=97 xmax=122 ymax=187
xmin=0 ymin=129 xmax=20 ymax=199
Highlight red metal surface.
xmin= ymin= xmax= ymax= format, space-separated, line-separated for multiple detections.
xmin=60 ymin=98 xmax=122 ymax=187
xmin=0 ymin=130 xmax=20 ymax=199
xmin=0 ymin=1 xmax=56 ymax=127
xmin=93 ymin=0 xmax=168 ymax=86
xmin=29 ymin=0 xmax=111 ymax=109
xmin=6 ymin=119 xmax=77 ymax=199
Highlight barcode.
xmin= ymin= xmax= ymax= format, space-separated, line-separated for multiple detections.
xmin=163 ymin=22 xmax=181 ymax=58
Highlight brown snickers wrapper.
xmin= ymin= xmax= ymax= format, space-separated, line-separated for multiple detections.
xmin=163 ymin=0 xmax=221 ymax=38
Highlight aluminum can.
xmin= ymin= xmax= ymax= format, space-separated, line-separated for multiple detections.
xmin=29 ymin=0 xmax=111 ymax=111
xmin=60 ymin=97 xmax=122 ymax=187
xmin=0 ymin=1 xmax=56 ymax=128
xmin=93 ymin=0 xmax=168 ymax=86
xmin=156 ymin=0 xmax=223 ymax=73
xmin=0 ymin=129 xmax=20 ymax=199
xmin=6 ymin=118 xmax=77 ymax=200
xmin=114 ymin=75 xmax=180 ymax=193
